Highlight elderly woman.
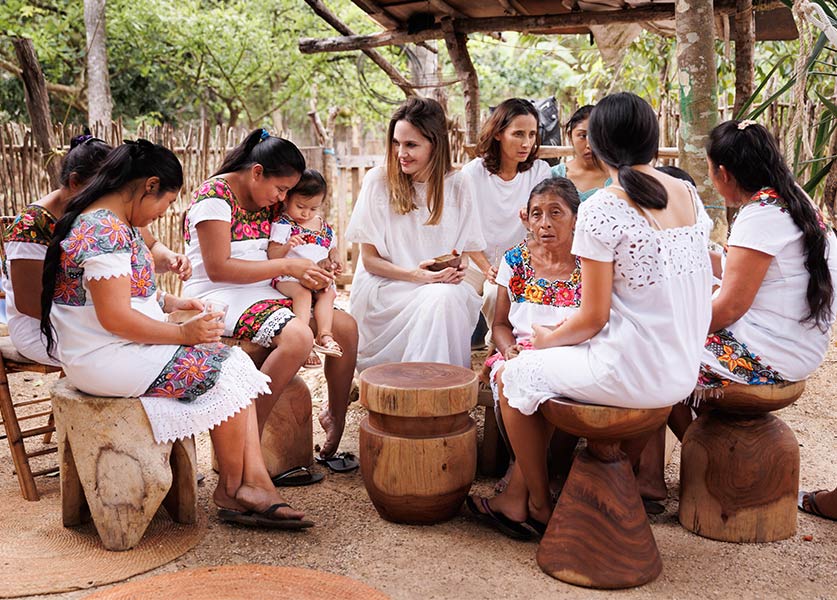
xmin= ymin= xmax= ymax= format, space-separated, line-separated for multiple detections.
xmin=346 ymin=97 xmax=485 ymax=372
xmin=483 ymin=177 xmax=582 ymax=493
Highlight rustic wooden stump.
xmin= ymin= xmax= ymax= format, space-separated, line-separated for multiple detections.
xmin=52 ymin=379 xmax=197 ymax=552
xmin=359 ymin=362 xmax=478 ymax=524
xmin=537 ymin=398 xmax=671 ymax=589
xmin=679 ymin=381 xmax=805 ymax=542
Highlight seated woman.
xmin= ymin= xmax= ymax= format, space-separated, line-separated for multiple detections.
xmin=551 ymin=105 xmax=611 ymax=201
xmin=2 ymin=134 xmax=190 ymax=366
xmin=460 ymin=98 xmax=552 ymax=332
xmin=40 ymin=140 xmax=311 ymax=528
xmin=484 ymin=177 xmax=582 ymax=493
xmin=468 ymin=93 xmax=713 ymax=539
xmin=182 ymin=129 xmax=358 ymax=463
xmin=346 ymin=97 xmax=485 ymax=372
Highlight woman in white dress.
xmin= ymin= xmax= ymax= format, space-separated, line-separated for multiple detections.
xmin=468 ymin=93 xmax=713 ymax=539
xmin=460 ymin=98 xmax=552 ymax=330
xmin=3 ymin=135 xmax=190 ymax=366
xmin=346 ymin=97 xmax=485 ymax=372
xmin=40 ymin=141 xmax=311 ymax=528
xmin=183 ymin=129 xmax=358 ymax=461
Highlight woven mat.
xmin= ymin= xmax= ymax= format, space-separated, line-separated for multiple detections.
xmin=82 ymin=565 xmax=390 ymax=600
xmin=0 ymin=480 xmax=206 ymax=598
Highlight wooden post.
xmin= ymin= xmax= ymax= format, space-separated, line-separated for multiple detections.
xmin=675 ymin=0 xmax=725 ymax=241
xmin=732 ymin=0 xmax=755 ymax=118
xmin=12 ymin=38 xmax=61 ymax=190
xmin=442 ymin=19 xmax=480 ymax=145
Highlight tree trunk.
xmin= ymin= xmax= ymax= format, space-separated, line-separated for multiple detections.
xmin=84 ymin=0 xmax=113 ymax=131
xmin=12 ymin=38 xmax=61 ymax=190
xmin=406 ymin=41 xmax=447 ymax=111
xmin=676 ymin=0 xmax=725 ymax=241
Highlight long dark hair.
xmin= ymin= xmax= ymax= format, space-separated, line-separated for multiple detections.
xmin=212 ymin=128 xmax=305 ymax=178
xmin=708 ymin=120 xmax=834 ymax=330
xmin=60 ymin=133 xmax=112 ymax=187
xmin=564 ymin=104 xmax=602 ymax=170
xmin=475 ymin=98 xmax=541 ymax=175
xmin=587 ymin=93 xmax=665 ymax=209
xmin=40 ymin=140 xmax=183 ymax=357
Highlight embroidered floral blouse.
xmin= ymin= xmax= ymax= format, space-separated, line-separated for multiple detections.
xmin=496 ymin=240 xmax=582 ymax=340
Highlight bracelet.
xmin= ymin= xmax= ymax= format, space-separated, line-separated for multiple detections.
xmin=158 ymin=291 xmax=167 ymax=309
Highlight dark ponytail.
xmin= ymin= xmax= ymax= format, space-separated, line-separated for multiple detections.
xmin=60 ymin=133 xmax=113 ymax=187
xmin=587 ymin=92 xmax=667 ymax=209
xmin=40 ymin=140 xmax=183 ymax=358
xmin=212 ymin=128 xmax=305 ymax=178
xmin=707 ymin=120 xmax=834 ymax=331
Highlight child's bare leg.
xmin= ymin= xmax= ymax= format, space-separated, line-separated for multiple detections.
xmin=313 ymin=286 xmax=337 ymax=342
xmin=275 ymin=280 xmax=312 ymax=321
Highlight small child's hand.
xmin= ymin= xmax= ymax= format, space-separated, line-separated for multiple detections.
xmin=503 ymin=344 xmax=522 ymax=360
xmin=288 ymin=234 xmax=304 ymax=248
xmin=332 ymin=261 xmax=344 ymax=276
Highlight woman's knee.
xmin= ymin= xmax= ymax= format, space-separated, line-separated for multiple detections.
xmin=331 ymin=310 xmax=358 ymax=343
xmin=272 ymin=317 xmax=314 ymax=352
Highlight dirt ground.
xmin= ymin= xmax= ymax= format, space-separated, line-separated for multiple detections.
xmin=3 ymin=313 xmax=836 ymax=599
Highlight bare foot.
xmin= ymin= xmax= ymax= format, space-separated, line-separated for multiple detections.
xmin=234 ymin=483 xmax=305 ymax=520
xmin=318 ymin=408 xmax=345 ymax=458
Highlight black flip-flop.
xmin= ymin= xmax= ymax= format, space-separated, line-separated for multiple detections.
xmin=643 ymin=499 xmax=666 ymax=515
xmin=465 ymin=495 xmax=534 ymax=541
xmin=271 ymin=466 xmax=324 ymax=487
xmin=798 ymin=490 xmax=837 ymax=522
xmin=315 ymin=451 xmax=359 ymax=473
xmin=218 ymin=503 xmax=314 ymax=530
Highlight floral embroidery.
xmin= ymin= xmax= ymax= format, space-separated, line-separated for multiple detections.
xmin=184 ymin=178 xmax=276 ymax=244
xmin=505 ymin=241 xmax=581 ymax=308
xmin=730 ymin=187 xmax=788 ymax=231
xmin=2 ymin=205 xmax=57 ymax=277
xmin=54 ymin=210 xmax=157 ymax=306
xmin=144 ymin=344 xmax=232 ymax=402
xmin=699 ymin=328 xmax=785 ymax=388
xmin=233 ymin=298 xmax=294 ymax=340
xmin=276 ymin=215 xmax=334 ymax=248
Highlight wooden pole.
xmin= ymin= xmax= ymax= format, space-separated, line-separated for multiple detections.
xmin=442 ymin=20 xmax=480 ymax=145
xmin=12 ymin=38 xmax=61 ymax=190
xmin=675 ymin=0 xmax=725 ymax=241
xmin=733 ymin=0 xmax=755 ymax=117
xmin=302 ymin=0 xmax=416 ymax=98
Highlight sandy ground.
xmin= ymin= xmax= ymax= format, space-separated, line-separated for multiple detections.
xmin=3 ymin=322 xmax=836 ymax=599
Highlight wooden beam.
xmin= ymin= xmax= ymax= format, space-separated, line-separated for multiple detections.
xmin=442 ymin=19 xmax=479 ymax=145
xmin=350 ymin=0 xmax=401 ymax=29
xmin=300 ymin=5 xmax=722 ymax=54
xmin=303 ymin=0 xmax=416 ymax=97
xmin=428 ymin=0 xmax=467 ymax=18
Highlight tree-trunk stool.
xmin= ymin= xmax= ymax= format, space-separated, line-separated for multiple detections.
xmin=477 ymin=384 xmax=509 ymax=477
xmin=51 ymin=379 xmax=197 ymax=551
xmin=679 ymin=381 xmax=805 ymax=543
xmin=359 ymin=362 xmax=478 ymax=524
xmin=537 ymin=398 xmax=672 ymax=589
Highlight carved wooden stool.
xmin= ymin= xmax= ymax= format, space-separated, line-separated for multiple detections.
xmin=51 ymin=379 xmax=197 ymax=551
xmin=537 ymin=398 xmax=671 ymax=589
xmin=679 ymin=381 xmax=805 ymax=542
xmin=359 ymin=362 xmax=478 ymax=524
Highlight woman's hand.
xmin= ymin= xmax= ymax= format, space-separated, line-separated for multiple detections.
xmin=178 ymin=312 xmax=224 ymax=346
xmin=532 ymin=320 xmax=568 ymax=349
xmin=285 ymin=258 xmax=334 ymax=290
xmin=503 ymin=344 xmax=522 ymax=360
xmin=166 ymin=253 xmax=192 ymax=281
xmin=485 ymin=265 xmax=499 ymax=285
xmin=166 ymin=295 xmax=204 ymax=314
xmin=412 ymin=260 xmax=466 ymax=284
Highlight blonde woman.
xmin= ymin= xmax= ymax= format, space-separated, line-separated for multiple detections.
xmin=346 ymin=97 xmax=485 ymax=371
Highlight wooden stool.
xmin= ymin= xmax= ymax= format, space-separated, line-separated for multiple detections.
xmin=52 ymin=379 xmax=197 ymax=551
xmin=477 ymin=385 xmax=509 ymax=477
xmin=538 ymin=398 xmax=671 ymax=589
xmin=359 ymin=362 xmax=477 ymax=524
xmin=679 ymin=381 xmax=805 ymax=542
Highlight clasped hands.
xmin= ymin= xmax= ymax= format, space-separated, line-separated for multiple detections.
xmin=413 ymin=256 xmax=468 ymax=284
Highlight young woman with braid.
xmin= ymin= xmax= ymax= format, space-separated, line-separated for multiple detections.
xmin=40 ymin=141 xmax=312 ymax=529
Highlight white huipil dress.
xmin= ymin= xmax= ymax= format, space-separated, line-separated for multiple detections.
xmin=501 ymin=186 xmax=713 ymax=412
xmin=50 ymin=209 xmax=270 ymax=443
xmin=346 ymin=167 xmax=486 ymax=372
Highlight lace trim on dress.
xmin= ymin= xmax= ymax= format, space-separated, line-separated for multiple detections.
xmin=251 ymin=307 xmax=296 ymax=348
xmin=140 ymin=346 xmax=271 ymax=443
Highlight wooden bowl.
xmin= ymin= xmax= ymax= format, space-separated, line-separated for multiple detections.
xmin=426 ymin=252 xmax=461 ymax=272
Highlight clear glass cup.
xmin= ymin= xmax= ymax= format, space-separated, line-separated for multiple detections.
xmin=197 ymin=299 xmax=228 ymax=350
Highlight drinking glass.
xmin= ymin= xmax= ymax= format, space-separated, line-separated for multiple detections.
xmin=197 ymin=299 xmax=228 ymax=350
